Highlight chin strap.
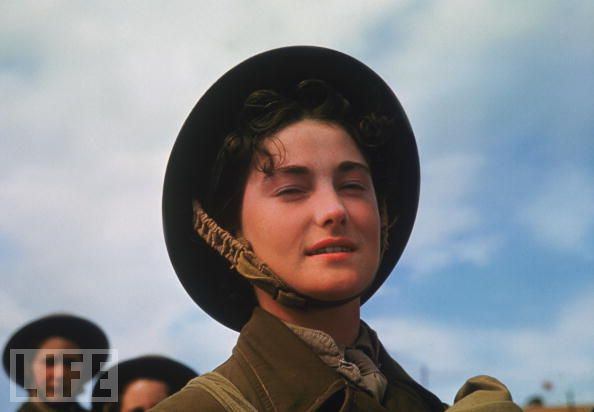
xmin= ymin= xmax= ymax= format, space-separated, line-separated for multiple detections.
xmin=192 ymin=200 xmax=362 ymax=309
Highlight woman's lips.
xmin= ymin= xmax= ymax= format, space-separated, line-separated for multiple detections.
xmin=305 ymin=238 xmax=356 ymax=256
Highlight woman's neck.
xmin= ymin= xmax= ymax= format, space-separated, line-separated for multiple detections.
xmin=255 ymin=289 xmax=361 ymax=346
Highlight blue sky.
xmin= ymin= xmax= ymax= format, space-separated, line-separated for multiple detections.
xmin=1 ymin=0 xmax=593 ymax=409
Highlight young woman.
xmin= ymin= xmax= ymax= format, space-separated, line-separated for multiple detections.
xmin=3 ymin=314 xmax=109 ymax=412
xmin=154 ymin=46 xmax=520 ymax=411
xmin=91 ymin=355 xmax=197 ymax=412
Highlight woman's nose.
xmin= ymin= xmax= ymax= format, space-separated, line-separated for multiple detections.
xmin=314 ymin=188 xmax=348 ymax=227
xmin=52 ymin=362 xmax=65 ymax=379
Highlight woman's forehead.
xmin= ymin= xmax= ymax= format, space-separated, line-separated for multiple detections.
xmin=258 ymin=119 xmax=368 ymax=170
xmin=37 ymin=336 xmax=80 ymax=350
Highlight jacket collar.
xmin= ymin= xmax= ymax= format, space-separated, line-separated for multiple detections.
xmin=375 ymin=336 xmax=445 ymax=411
xmin=235 ymin=308 xmax=443 ymax=411
xmin=235 ymin=308 xmax=347 ymax=411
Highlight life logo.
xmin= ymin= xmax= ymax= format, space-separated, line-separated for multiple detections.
xmin=9 ymin=348 xmax=117 ymax=402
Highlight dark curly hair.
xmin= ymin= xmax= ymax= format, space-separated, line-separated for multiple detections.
xmin=206 ymin=79 xmax=393 ymax=233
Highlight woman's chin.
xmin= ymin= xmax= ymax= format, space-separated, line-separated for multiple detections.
xmin=296 ymin=277 xmax=373 ymax=302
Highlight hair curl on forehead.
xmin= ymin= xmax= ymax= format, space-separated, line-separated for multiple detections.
xmin=206 ymin=79 xmax=393 ymax=234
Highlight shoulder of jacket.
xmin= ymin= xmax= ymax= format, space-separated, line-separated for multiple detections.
xmin=148 ymin=375 xmax=228 ymax=412
xmin=446 ymin=375 xmax=522 ymax=412
xmin=149 ymin=371 xmax=258 ymax=412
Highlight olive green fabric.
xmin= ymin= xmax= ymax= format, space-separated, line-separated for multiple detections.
xmin=284 ymin=321 xmax=389 ymax=402
xmin=16 ymin=401 xmax=88 ymax=412
xmin=445 ymin=376 xmax=522 ymax=412
xmin=151 ymin=308 xmax=444 ymax=411
xmin=151 ymin=309 xmax=522 ymax=411
xmin=185 ymin=372 xmax=258 ymax=411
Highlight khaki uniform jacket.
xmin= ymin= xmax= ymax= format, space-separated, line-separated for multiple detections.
xmin=152 ymin=308 xmax=447 ymax=411
xmin=152 ymin=308 xmax=521 ymax=411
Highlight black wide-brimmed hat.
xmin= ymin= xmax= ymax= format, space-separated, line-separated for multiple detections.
xmin=91 ymin=355 xmax=197 ymax=411
xmin=163 ymin=46 xmax=420 ymax=331
xmin=2 ymin=313 xmax=109 ymax=387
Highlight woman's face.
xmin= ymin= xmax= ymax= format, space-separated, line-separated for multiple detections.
xmin=29 ymin=336 xmax=82 ymax=401
xmin=240 ymin=119 xmax=381 ymax=301
xmin=120 ymin=379 xmax=170 ymax=412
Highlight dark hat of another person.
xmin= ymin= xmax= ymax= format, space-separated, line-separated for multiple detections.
xmin=2 ymin=313 xmax=109 ymax=387
xmin=91 ymin=355 xmax=197 ymax=411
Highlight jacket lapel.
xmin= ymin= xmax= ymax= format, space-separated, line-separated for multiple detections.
xmin=234 ymin=308 xmax=348 ymax=411
xmin=378 ymin=344 xmax=445 ymax=412
xmin=234 ymin=308 xmax=443 ymax=411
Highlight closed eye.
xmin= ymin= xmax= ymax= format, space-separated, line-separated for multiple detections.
xmin=275 ymin=186 xmax=307 ymax=197
xmin=340 ymin=181 xmax=367 ymax=191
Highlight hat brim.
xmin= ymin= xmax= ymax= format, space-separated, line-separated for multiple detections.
xmin=163 ymin=46 xmax=419 ymax=331
xmin=2 ymin=314 xmax=109 ymax=387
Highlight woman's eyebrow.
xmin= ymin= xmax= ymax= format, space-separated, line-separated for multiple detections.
xmin=263 ymin=161 xmax=370 ymax=179
xmin=338 ymin=161 xmax=371 ymax=174
xmin=265 ymin=165 xmax=310 ymax=178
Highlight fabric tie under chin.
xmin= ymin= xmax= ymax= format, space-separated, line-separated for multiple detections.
xmin=285 ymin=321 xmax=388 ymax=403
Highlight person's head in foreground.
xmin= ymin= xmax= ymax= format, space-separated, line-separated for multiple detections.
xmin=155 ymin=46 xmax=521 ymax=412
xmin=91 ymin=355 xmax=197 ymax=412
xmin=3 ymin=314 xmax=109 ymax=412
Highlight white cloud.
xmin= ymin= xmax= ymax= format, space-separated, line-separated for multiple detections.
xmin=403 ymin=152 xmax=501 ymax=275
xmin=372 ymin=1 xmax=555 ymax=126
xmin=518 ymin=168 xmax=594 ymax=256
xmin=368 ymin=286 xmax=594 ymax=405
xmin=0 ymin=291 xmax=30 ymax=334
xmin=101 ymin=305 xmax=239 ymax=374
xmin=363 ymin=1 xmax=592 ymax=276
